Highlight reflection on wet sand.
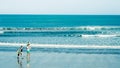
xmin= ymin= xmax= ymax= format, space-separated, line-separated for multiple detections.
xmin=17 ymin=53 xmax=30 ymax=68
xmin=17 ymin=57 xmax=23 ymax=68
xmin=27 ymin=53 xmax=30 ymax=68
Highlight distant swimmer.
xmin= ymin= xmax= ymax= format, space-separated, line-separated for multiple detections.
xmin=17 ymin=45 xmax=23 ymax=58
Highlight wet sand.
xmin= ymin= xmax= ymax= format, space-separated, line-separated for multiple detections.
xmin=0 ymin=50 xmax=120 ymax=68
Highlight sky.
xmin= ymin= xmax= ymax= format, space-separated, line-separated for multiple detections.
xmin=0 ymin=0 xmax=120 ymax=15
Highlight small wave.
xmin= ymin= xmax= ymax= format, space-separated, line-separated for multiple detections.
xmin=0 ymin=26 xmax=120 ymax=31
xmin=0 ymin=30 xmax=119 ymax=37
xmin=0 ymin=26 xmax=119 ymax=37
xmin=0 ymin=42 xmax=120 ymax=54
xmin=0 ymin=42 xmax=120 ymax=49
xmin=76 ymin=26 xmax=120 ymax=30
xmin=81 ymin=35 xmax=119 ymax=38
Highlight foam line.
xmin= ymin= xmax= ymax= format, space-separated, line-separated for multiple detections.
xmin=0 ymin=42 xmax=120 ymax=49
xmin=0 ymin=31 xmax=4 ymax=34
xmin=0 ymin=26 xmax=120 ymax=31
xmin=82 ymin=35 xmax=119 ymax=37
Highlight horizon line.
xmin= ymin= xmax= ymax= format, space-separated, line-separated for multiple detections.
xmin=0 ymin=13 xmax=120 ymax=15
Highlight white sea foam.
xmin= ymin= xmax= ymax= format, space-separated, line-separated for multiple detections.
xmin=0 ymin=26 xmax=120 ymax=31
xmin=82 ymin=35 xmax=119 ymax=37
xmin=0 ymin=31 xmax=4 ymax=34
xmin=0 ymin=42 xmax=120 ymax=49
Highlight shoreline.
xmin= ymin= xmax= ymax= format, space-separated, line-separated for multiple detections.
xmin=0 ymin=42 xmax=120 ymax=49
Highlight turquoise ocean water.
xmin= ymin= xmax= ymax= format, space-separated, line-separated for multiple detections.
xmin=0 ymin=15 xmax=120 ymax=27
xmin=0 ymin=15 xmax=120 ymax=68
xmin=0 ymin=15 xmax=120 ymax=45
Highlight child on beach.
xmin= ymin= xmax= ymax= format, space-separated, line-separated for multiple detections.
xmin=17 ymin=45 xmax=23 ymax=57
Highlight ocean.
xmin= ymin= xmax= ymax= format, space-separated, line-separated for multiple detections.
xmin=0 ymin=15 xmax=120 ymax=27
xmin=0 ymin=15 xmax=120 ymax=68
xmin=0 ymin=15 xmax=120 ymax=45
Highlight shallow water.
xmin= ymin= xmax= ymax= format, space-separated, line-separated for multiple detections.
xmin=0 ymin=36 xmax=120 ymax=46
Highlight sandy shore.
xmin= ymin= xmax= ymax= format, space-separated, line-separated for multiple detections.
xmin=0 ymin=51 xmax=120 ymax=68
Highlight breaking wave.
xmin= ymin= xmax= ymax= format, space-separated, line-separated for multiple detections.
xmin=0 ymin=26 xmax=120 ymax=37
xmin=0 ymin=42 xmax=120 ymax=54
xmin=0 ymin=26 xmax=120 ymax=31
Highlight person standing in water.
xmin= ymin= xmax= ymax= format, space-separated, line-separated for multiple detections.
xmin=26 ymin=42 xmax=31 ymax=68
xmin=26 ymin=42 xmax=31 ymax=59
xmin=17 ymin=46 xmax=23 ymax=68
xmin=27 ymin=42 xmax=31 ymax=54
xmin=17 ymin=45 xmax=23 ymax=58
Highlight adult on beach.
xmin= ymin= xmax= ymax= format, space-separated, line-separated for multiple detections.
xmin=27 ymin=42 xmax=31 ymax=56
xmin=26 ymin=42 xmax=31 ymax=67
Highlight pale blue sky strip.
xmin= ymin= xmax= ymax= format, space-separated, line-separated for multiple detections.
xmin=0 ymin=0 xmax=120 ymax=14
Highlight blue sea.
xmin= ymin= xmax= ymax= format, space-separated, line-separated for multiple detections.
xmin=0 ymin=15 xmax=120 ymax=27
xmin=0 ymin=15 xmax=120 ymax=68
